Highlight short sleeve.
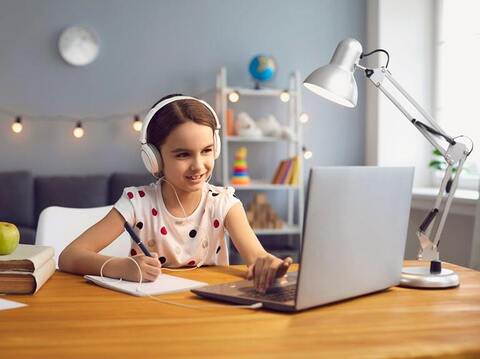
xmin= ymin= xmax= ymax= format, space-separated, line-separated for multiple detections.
xmin=211 ymin=186 xmax=242 ymax=221
xmin=113 ymin=187 xmax=136 ymax=226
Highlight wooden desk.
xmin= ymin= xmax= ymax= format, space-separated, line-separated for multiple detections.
xmin=2 ymin=261 xmax=480 ymax=358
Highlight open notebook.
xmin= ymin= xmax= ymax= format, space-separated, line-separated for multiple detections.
xmin=84 ymin=274 xmax=207 ymax=297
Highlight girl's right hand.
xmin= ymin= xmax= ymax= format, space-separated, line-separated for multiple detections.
xmin=124 ymin=253 xmax=162 ymax=282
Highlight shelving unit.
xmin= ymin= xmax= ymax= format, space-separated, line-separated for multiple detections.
xmin=215 ymin=67 xmax=304 ymax=241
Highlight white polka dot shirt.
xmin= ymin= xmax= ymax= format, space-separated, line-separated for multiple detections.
xmin=114 ymin=181 xmax=241 ymax=268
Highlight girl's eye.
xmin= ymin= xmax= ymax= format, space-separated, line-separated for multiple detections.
xmin=176 ymin=153 xmax=189 ymax=158
xmin=203 ymin=148 xmax=212 ymax=153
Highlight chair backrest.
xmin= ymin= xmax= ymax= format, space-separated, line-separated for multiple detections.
xmin=35 ymin=206 xmax=131 ymax=268
xmin=470 ymin=185 xmax=480 ymax=270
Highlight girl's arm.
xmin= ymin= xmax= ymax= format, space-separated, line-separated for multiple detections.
xmin=58 ymin=208 xmax=161 ymax=282
xmin=224 ymin=203 xmax=292 ymax=293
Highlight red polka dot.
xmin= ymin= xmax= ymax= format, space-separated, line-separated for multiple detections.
xmin=152 ymin=208 xmax=158 ymax=216
xmin=127 ymin=192 xmax=134 ymax=199
xmin=139 ymin=190 xmax=145 ymax=197
xmin=213 ymin=219 xmax=220 ymax=228
xmin=160 ymin=226 xmax=167 ymax=235
xmin=188 ymin=260 xmax=196 ymax=266
xmin=130 ymin=248 xmax=137 ymax=256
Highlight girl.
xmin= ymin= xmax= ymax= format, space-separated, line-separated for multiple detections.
xmin=59 ymin=94 xmax=292 ymax=293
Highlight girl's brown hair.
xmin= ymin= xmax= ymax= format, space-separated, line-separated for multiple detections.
xmin=146 ymin=94 xmax=217 ymax=150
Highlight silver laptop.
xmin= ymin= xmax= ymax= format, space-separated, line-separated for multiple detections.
xmin=192 ymin=166 xmax=414 ymax=312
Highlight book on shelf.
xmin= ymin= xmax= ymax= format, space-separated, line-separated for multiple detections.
xmin=271 ymin=156 xmax=299 ymax=185
xmin=226 ymin=108 xmax=235 ymax=136
xmin=271 ymin=159 xmax=286 ymax=184
xmin=288 ymin=156 xmax=300 ymax=185
xmin=279 ymin=159 xmax=293 ymax=184
xmin=0 ymin=244 xmax=55 ymax=294
xmin=272 ymin=159 xmax=291 ymax=184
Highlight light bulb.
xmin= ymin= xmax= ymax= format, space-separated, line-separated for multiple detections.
xmin=132 ymin=115 xmax=142 ymax=132
xmin=228 ymin=91 xmax=240 ymax=103
xmin=280 ymin=91 xmax=290 ymax=103
xmin=11 ymin=117 xmax=23 ymax=133
xmin=73 ymin=121 xmax=84 ymax=138
xmin=303 ymin=146 xmax=313 ymax=159
xmin=299 ymin=113 xmax=309 ymax=124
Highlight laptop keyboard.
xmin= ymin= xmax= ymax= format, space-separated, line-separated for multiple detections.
xmin=240 ymin=284 xmax=297 ymax=302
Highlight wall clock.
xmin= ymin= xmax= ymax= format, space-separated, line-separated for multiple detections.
xmin=58 ymin=26 xmax=99 ymax=66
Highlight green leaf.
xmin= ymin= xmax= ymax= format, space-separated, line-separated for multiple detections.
xmin=428 ymin=160 xmax=443 ymax=170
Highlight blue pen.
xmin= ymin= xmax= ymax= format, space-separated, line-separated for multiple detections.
xmin=124 ymin=222 xmax=152 ymax=257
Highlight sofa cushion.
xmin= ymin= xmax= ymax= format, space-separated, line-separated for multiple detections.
xmin=35 ymin=175 xmax=109 ymax=222
xmin=18 ymin=226 xmax=36 ymax=245
xmin=109 ymin=172 xmax=155 ymax=204
xmin=0 ymin=171 xmax=34 ymax=227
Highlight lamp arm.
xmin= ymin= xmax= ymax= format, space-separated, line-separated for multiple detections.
xmin=361 ymin=66 xmax=471 ymax=262
xmin=361 ymin=66 xmax=453 ymax=157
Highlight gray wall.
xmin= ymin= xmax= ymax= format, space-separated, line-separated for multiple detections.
xmin=0 ymin=0 xmax=366 ymax=177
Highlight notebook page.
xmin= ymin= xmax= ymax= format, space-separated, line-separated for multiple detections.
xmin=84 ymin=274 xmax=207 ymax=297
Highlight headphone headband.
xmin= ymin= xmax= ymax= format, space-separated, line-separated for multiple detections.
xmin=139 ymin=95 xmax=221 ymax=145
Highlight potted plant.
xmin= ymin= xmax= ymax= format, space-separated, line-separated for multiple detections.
xmin=429 ymin=149 xmax=479 ymax=190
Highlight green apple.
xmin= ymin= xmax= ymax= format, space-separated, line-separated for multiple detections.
xmin=0 ymin=222 xmax=20 ymax=255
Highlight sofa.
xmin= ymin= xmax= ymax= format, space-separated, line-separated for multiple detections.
xmin=0 ymin=171 xmax=154 ymax=245
xmin=0 ymin=170 xmax=299 ymax=262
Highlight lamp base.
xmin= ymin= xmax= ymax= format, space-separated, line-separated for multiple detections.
xmin=399 ymin=266 xmax=459 ymax=289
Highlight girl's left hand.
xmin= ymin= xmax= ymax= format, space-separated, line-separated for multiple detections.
xmin=246 ymin=254 xmax=293 ymax=293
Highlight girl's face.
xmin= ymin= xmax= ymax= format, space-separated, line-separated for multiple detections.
xmin=160 ymin=121 xmax=215 ymax=193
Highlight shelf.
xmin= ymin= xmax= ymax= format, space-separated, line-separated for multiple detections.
xmin=253 ymin=225 xmax=301 ymax=235
xmin=218 ymin=67 xmax=304 ymax=243
xmin=226 ymin=135 xmax=294 ymax=143
xmin=230 ymin=180 xmax=300 ymax=190
xmin=226 ymin=86 xmax=297 ymax=97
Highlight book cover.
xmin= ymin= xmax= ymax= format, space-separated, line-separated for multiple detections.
xmin=289 ymin=156 xmax=300 ymax=185
xmin=0 ymin=244 xmax=55 ymax=272
xmin=0 ymin=258 xmax=55 ymax=294
xmin=271 ymin=159 xmax=285 ymax=184
xmin=226 ymin=108 xmax=235 ymax=136
xmin=274 ymin=160 xmax=289 ymax=184
xmin=278 ymin=158 xmax=293 ymax=184
xmin=284 ymin=157 xmax=296 ymax=184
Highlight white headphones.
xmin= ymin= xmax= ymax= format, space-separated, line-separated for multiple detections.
xmin=139 ymin=95 xmax=221 ymax=177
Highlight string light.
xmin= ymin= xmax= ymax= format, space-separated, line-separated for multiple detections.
xmin=228 ymin=91 xmax=240 ymax=103
xmin=132 ymin=115 xmax=142 ymax=132
xmin=73 ymin=121 xmax=84 ymax=138
xmin=279 ymin=90 xmax=290 ymax=103
xmin=11 ymin=116 xmax=23 ymax=133
xmin=298 ymin=112 xmax=309 ymax=124
xmin=0 ymin=89 xmax=217 ymax=138
xmin=302 ymin=146 xmax=313 ymax=159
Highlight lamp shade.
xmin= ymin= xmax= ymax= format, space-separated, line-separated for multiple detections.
xmin=304 ymin=38 xmax=363 ymax=108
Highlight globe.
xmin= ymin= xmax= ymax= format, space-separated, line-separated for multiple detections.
xmin=248 ymin=55 xmax=276 ymax=86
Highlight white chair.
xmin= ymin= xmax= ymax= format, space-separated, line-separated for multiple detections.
xmin=35 ymin=206 xmax=131 ymax=268
xmin=470 ymin=185 xmax=480 ymax=270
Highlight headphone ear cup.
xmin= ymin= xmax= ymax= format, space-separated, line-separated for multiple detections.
xmin=213 ymin=130 xmax=221 ymax=159
xmin=141 ymin=143 xmax=163 ymax=177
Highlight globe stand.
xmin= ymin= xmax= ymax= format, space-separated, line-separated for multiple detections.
xmin=254 ymin=81 xmax=261 ymax=90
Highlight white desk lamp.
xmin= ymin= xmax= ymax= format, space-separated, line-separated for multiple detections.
xmin=304 ymin=38 xmax=473 ymax=289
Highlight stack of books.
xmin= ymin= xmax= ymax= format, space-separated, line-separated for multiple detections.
xmin=271 ymin=156 xmax=300 ymax=185
xmin=0 ymin=244 xmax=55 ymax=294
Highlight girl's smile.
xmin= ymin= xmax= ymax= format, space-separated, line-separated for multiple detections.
xmin=186 ymin=173 xmax=205 ymax=182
